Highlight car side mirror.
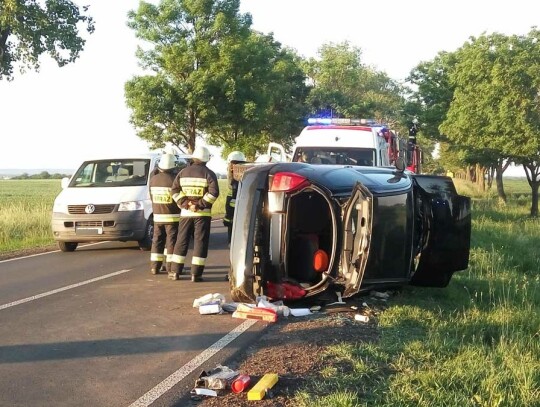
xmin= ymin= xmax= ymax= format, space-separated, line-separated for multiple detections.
xmin=61 ymin=177 xmax=70 ymax=189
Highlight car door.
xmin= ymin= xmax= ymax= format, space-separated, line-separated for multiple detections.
xmin=341 ymin=182 xmax=373 ymax=297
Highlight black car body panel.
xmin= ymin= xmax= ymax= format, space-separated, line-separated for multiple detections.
xmin=229 ymin=163 xmax=471 ymax=302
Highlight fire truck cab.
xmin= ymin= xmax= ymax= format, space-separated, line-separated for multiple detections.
xmin=267 ymin=118 xmax=399 ymax=168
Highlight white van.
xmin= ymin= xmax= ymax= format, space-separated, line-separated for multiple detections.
xmin=51 ymin=152 xmax=190 ymax=252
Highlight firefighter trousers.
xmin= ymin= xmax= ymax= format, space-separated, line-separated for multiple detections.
xmin=150 ymin=223 xmax=178 ymax=273
xmin=224 ymin=194 xmax=234 ymax=244
xmin=171 ymin=217 xmax=211 ymax=277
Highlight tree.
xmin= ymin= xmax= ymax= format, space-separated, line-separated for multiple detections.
xmin=303 ymin=41 xmax=404 ymax=124
xmin=441 ymin=30 xmax=540 ymax=216
xmin=406 ymin=51 xmax=457 ymax=142
xmin=0 ymin=0 xmax=94 ymax=80
xmin=203 ymin=33 xmax=309 ymax=158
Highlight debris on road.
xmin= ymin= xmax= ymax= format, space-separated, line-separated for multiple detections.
xmin=193 ymin=293 xmax=226 ymax=308
xmin=232 ymin=303 xmax=278 ymax=322
xmin=194 ymin=365 xmax=239 ymax=390
xmin=247 ymin=373 xmax=279 ymax=401
xmin=230 ymin=374 xmax=251 ymax=394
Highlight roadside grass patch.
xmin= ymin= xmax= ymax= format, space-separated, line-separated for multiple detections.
xmin=294 ymin=180 xmax=540 ymax=407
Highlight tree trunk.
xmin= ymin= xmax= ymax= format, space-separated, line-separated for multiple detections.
xmin=495 ymin=169 xmax=506 ymax=202
xmin=187 ymin=110 xmax=197 ymax=153
xmin=487 ymin=167 xmax=494 ymax=189
xmin=476 ymin=164 xmax=485 ymax=191
xmin=523 ymin=163 xmax=540 ymax=217
xmin=464 ymin=166 xmax=469 ymax=181
xmin=531 ymin=182 xmax=539 ymax=217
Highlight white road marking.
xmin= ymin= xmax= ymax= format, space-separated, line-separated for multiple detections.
xmin=0 ymin=269 xmax=131 ymax=311
xmin=0 ymin=242 xmax=107 ymax=264
xmin=128 ymin=319 xmax=258 ymax=407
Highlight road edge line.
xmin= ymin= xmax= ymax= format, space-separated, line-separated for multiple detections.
xmin=128 ymin=319 xmax=258 ymax=407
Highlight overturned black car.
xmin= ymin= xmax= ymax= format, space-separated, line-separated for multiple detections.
xmin=228 ymin=162 xmax=471 ymax=303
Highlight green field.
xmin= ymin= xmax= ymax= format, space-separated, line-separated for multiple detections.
xmin=0 ymin=178 xmax=227 ymax=254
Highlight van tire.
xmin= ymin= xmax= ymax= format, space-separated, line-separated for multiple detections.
xmin=138 ymin=217 xmax=153 ymax=251
xmin=58 ymin=242 xmax=78 ymax=252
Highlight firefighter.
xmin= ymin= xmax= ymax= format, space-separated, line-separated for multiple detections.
xmin=149 ymin=153 xmax=180 ymax=275
xmin=223 ymin=151 xmax=246 ymax=246
xmin=170 ymin=145 xmax=219 ymax=282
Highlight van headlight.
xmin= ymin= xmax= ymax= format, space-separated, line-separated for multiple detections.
xmin=118 ymin=201 xmax=144 ymax=211
xmin=53 ymin=202 xmax=69 ymax=214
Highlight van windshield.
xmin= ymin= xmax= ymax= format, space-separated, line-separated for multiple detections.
xmin=293 ymin=147 xmax=375 ymax=166
xmin=69 ymin=159 xmax=151 ymax=187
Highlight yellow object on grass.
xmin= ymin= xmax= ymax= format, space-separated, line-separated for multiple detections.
xmin=247 ymin=373 xmax=278 ymax=400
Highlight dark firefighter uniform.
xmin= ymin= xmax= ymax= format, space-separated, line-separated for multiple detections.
xmin=223 ymin=151 xmax=246 ymax=245
xmin=223 ymin=170 xmax=240 ymax=245
xmin=149 ymin=165 xmax=180 ymax=274
xmin=170 ymin=161 xmax=219 ymax=281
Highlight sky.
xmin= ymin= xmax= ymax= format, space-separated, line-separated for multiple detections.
xmin=1 ymin=0 xmax=538 ymax=175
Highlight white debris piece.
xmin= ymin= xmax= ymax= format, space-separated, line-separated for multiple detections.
xmin=354 ymin=314 xmax=369 ymax=323
xmin=193 ymin=293 xmax=226 ymax=308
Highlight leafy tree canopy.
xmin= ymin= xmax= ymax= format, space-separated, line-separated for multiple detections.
xmin=303 ymin=41 xmax=404 ymax=125
xmin=126 ymin=0 xmax=308 ymax=158
xmin=440 ymin=30 xmax=540 ymax=215
xmin=0 ymin=0 xmax=94 ymax=80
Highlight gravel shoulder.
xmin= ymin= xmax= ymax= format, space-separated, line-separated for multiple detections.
xmin=185 ymin=295 xmax=386 ymax=407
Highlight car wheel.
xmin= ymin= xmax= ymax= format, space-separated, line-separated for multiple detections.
xmin=138 ymin=217 xmax=153 ymax=251
xmin=58 ymin=242 xmax=78 ymax=252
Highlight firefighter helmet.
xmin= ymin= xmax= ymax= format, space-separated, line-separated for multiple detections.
xmin=191 ymin=146 xmax=211 ymax=163
xmin=227 ymin=151 xmax=246 ymax=163
xmin=158 ymin=153 xmax=176 ymax=170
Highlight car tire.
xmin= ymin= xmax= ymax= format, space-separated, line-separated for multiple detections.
xmin=58 ymin=242 xmax=78 ymax=252
xmin=138 ymin=217 xmax=153 ymax=251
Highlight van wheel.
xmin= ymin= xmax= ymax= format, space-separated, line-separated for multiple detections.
xmin=58 ymin=242 xmax=78 ymax=252
xmin=138 ymin=217 xmax=153 ymax=251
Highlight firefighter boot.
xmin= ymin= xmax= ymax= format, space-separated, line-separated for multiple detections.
xmin=191 ymin=265 xmax=204 ymax=282
xmin=151 ymin=262 xmax=162 ymax=275
xmin=169 ymin=263 xmax=184 ymax=281
xmin=160 ymin=249 xmax=168 ymax=272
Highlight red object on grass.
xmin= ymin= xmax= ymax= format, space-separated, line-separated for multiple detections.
xmin=231 ymin=375 xmax=251 ymax=393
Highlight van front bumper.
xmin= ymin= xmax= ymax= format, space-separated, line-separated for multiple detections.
xmin=52 ymin=210 xmax=147 ymax=242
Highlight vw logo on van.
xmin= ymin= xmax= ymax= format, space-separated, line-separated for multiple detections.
xmin=85 ymin=204 xmax=96 ymax=214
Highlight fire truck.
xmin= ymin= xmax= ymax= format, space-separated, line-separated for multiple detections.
xmin=266 ymin=118 xmax=422 ymax=173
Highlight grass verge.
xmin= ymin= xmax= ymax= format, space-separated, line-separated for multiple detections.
xmin=294 ymin=179 xmax=540 ymax=407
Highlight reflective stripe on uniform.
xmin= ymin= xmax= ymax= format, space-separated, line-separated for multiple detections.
xmin=230 ymin=198 xmax=236 ymax=208
xmin=172 ymin=191 xmax=186 ymax=202
xmin=154 ymin=213 xmax=180 ymax=223
xmin=171 ymin=254 xmax=186 ymax=264
xmin=150 ymin=253 xmax=165 ymax=261
xmin=192 ymin=256 xmax=206 ymax=266
xmin=180 ymin=208 xmax=212 ymax=217
xmin=179 ymin=177 xmax=208 ymax=198
xmin=150 ymin=186 xmax=173 ymax=204
xmin=202 ymin=192 xmax=217 ymax=204
xmin=166 ymin=253 xmax=174 ymax=262
xmin=180 ymin=178 xmax=209 ymax=187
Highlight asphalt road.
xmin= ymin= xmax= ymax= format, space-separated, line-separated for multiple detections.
xmin=0 ymin=221 xmax=266 ymax=407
